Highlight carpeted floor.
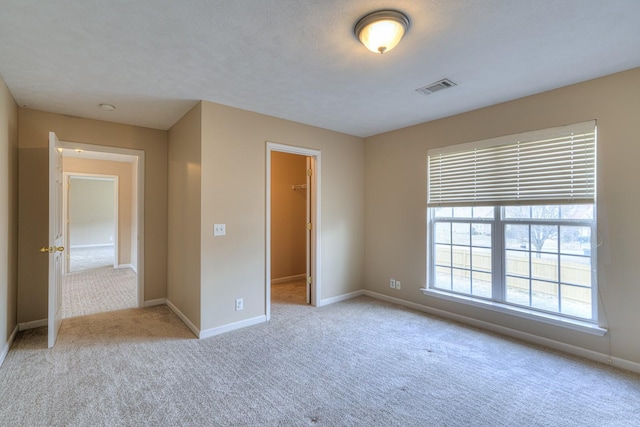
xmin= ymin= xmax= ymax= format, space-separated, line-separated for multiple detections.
xmin=62 ymin=266 xmax=137 ymax=319
xmin=1 ymin=294 xmax=639 ymax=426
xmin=69 ymin=245 xmax=115 ymax=272
xmin=271 ymin=280 xmax=307 ymax=305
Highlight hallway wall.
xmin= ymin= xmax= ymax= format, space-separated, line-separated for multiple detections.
xmin=17 ymin=109 xmax=167 ymax=324
xmin=0 ymin=74 xmax=18 ymax=361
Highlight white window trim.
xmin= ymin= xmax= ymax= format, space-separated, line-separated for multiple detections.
xmin=426 ymin=121 xmax=599 ymax=334
xmin=421 ymin=287 xmax=607 ymax=336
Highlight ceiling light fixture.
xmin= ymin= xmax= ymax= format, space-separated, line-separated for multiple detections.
xmin=354 ymin=10 xmax=410 ymax=54
xmin=99 ymin=103 xmax=116 ymax=111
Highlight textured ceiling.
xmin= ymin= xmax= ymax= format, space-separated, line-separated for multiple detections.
xmin=0 ymin=0 xmax=639 ymax=137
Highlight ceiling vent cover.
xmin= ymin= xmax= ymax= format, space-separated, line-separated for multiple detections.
xmin=416 ymin=78 xmax=457 ymax=95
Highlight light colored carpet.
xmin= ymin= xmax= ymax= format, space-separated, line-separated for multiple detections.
xmin=69 ymin=245 xmax=115 ymax=272
xmin=1 ymin=296 xmax=639 ymax=426
xmin=271 ymin=280 xmax=307 ymax=305
xmin=63 ymin=266 xmax=137 ymax=319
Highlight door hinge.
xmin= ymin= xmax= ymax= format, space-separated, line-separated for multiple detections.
xmin=307 ymin=276 xmax=312 ymax=285
xmin=307 ymin=168 xmax=312 ymax=177
xmin=307 ymin=222 xmax=312 ymax=231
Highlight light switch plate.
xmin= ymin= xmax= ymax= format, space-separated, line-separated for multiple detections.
xmin=214 ymin=224 xmax=226 ymax=236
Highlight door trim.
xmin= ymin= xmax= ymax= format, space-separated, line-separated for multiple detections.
xmin=58 ymin=140 xmax=145 ymax=308
xmin=266 ymin=142 xmax=321 ymax=321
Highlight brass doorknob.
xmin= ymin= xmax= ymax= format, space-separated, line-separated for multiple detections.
xmin=39 ymin=246 xmax=64 ymax=254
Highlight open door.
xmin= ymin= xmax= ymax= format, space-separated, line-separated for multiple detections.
xmin=46 ymin=131 xmax=64 ymax=348
xmin=305 ymin=157 xmax=312 ymax=304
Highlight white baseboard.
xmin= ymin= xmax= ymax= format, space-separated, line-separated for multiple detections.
xmin=165 ymin=299 xmax=199 ymax=338
xmin=0 ymin=325 xmax=18 ymax=367
xmin=363 ymin=290 xmax=640 ymax=374
xmin=143 ymin=298 xmax=166 ymax=308
xmin=18 ymin=318 xmax=47 ymax=331
xmin=271 ymin=274 xmax=306 ymax=285
xmin=318 ymin=290 xmax=365 ymax=307
xmin=200 ymin=315 xmax=267 ymax=339
xmin=130 ymin=264 xmax=137 ymax=273
xmin=116 ymin=263 xmax=133 ymax=270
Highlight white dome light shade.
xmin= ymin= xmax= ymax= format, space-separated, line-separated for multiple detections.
xmin=354 ymin=10 xmax=410 ymax=54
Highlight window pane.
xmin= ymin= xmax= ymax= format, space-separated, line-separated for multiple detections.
xmin=531 ymin=205 xmax=560 ymax=220
xmin=506 ymin=276 xmax=530 ymax=306
xmin=472 ymin=206 xmax=494 ymax=219
xmin=530 ymin=225 xmax=557 ymax=253
xmin=560 ymin=255 xmax=591 ymax=287
xmin=451 ymin=246 xmax=470 ymax=269
xmin=435 ymin=266 xmax=452 ymax=290
xmin=452 ymin=268 xmax=470 ymax=294
xmin=560 ymin=226 xmax=591 ymax=254
xmin=453 ymin=207 xmax=472 ymax=218
xmin=434 ymin=207 xmax=453 ymax=218
xmin=429 ymin=201 xmax=595 ymax=322
xmin=561 ymin=205 xmax=594 ymax=220
xmin=506 ymin=250 xmax=528 ymax=277
xmin=561 ymin=284 xmax=592 ymax=319
xmin=531 ymin=253 xmax=558 ymax=281
xmin=504 ymin=206 xmax=530 ymax=219
xmin=505 ymin=224 xmax=529 ymax=250
xmin=434 ymin=244 xmax=451 ymax=267
xmin=472 ymin=247 xmax=491 ymax=272
xmin=472 ymin=272 xmax=492 ymax=298
xmin=452 ymin=223 xmax=470 ymax=245
xmin=532 ymin=280 xmax=558 ymax=312
xmin=472 ymin=223 xmax=491 ymax=247
xmin=434 ymin=222 xmax=451 ymax=244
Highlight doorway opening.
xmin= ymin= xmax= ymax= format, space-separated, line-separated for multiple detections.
xmin=266 ymin=142 xmax=321 ymax=320
xmin=59 ymin=144 xmax=144 ymax=319
xmin=65 ymin=174 xmax=117 ymax=273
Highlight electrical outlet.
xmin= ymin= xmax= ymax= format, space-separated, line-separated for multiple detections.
xmin=395 ymin=280 xmax=401 ymax=290
xmin=214 ymin=224 xmax=226 ymax=236
xmin=235 ymin=298 xmax=243 ymax=311
xmin=390 ymin=279 xmax=396 ymax=289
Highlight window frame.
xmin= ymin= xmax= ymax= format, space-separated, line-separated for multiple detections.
xmin=424 ymin=122 xmax=603 ymax=335
xmin=425 ymin=205 xmax=603 ymax=335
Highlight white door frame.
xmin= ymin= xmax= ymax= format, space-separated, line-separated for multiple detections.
xmin=266 ymin=142 xmax=321 ymax=321
xmin=63 ymin=173 xmax=119 ymax=273
xmin=58 ymin=140 xmax=145 ymax=308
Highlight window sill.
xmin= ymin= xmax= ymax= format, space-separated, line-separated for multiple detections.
xmin=420 ymin=288 xmax=607 ymax=337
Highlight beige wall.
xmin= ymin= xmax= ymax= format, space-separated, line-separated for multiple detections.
xmin=167 ymin=103 xmax=202 ymax=328
xmin=364 ymin=68 xmax=640 ymax=364
xmin=270 ymin=152 xmax=307 ymax=280
xmin=18 ymin=109 xmax=168 ymax=323
xmin=64 ymin=157 xmax=134 ymax=266
xmin=200 ymin=101 xmax=364 ymax=331
xmin=68 ymin=177 xmax=115 ymax=246
xmin=0 ymin=75 xmax=18 ymax=355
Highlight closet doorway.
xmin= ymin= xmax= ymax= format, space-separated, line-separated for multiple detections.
xmin=266 ymin=143 xmax=321 ymax=320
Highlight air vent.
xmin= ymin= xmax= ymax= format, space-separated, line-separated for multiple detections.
xmin=416 ymin=78 xmax=457 ymax=95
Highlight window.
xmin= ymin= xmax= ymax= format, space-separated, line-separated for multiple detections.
xmin=426 ymin=121 xmax=597 ymax=323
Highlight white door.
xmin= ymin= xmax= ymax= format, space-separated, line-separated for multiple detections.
xmin=305 ymin=157 xmax=312 ymax=304
xmin=47 ymin=132 xmax=64 ymax=348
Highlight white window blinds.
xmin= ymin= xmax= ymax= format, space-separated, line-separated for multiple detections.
xmin=428 ymin=121 xmax=596 ymax=207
